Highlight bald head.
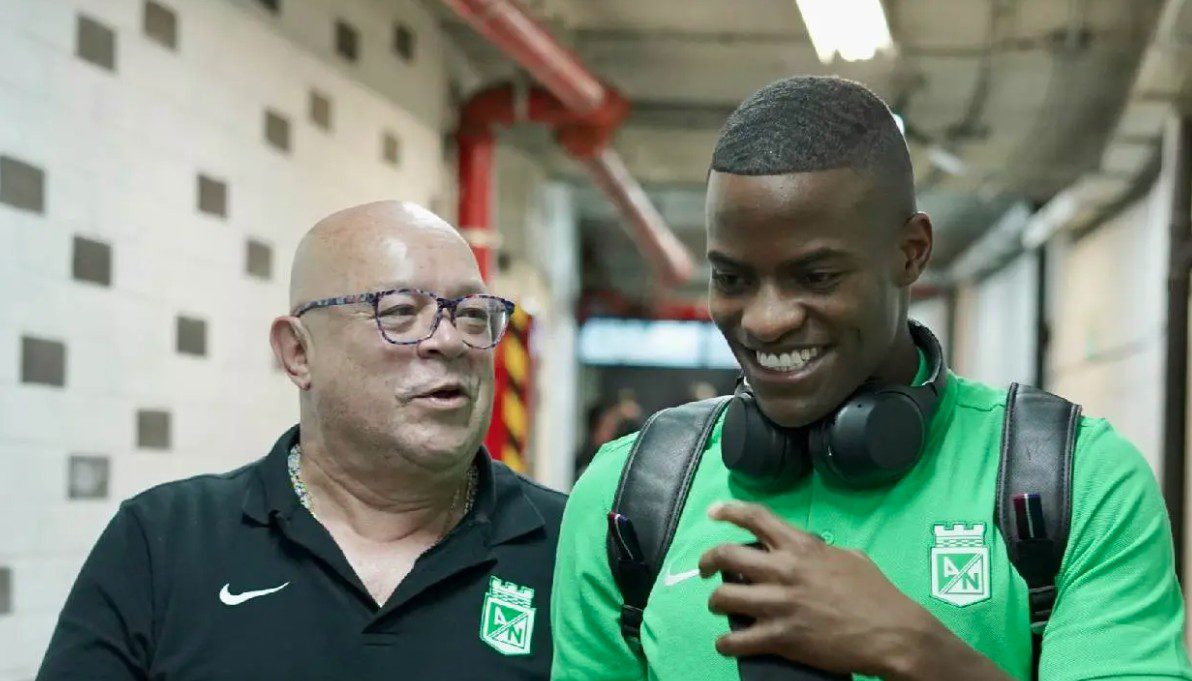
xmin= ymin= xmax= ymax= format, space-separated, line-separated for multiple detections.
xmin=272 ymin=200 xmax=498 ymax=487
xmin=289 ymin=200 xmax=480 ymax=311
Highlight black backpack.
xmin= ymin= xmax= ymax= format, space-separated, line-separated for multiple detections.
xmin=606 ymin=382 xmax=1079 ymax=679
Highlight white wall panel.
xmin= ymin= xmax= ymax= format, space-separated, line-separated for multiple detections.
xmin=1048 ymin=194 xmax=1167 ymax=471
xmin=965 ymin=252 xmax=1038 ymax=389
xmin=948 ymin=250 xmax=1038 ymax=390
xmin=909 ymin=294 xmax=949 ymax=360
xmin=0 ymin=0 xmax=452 ymax=676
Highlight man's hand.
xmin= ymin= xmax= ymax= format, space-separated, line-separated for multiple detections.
xmin=698 ymin=502 xmax=1013 ymax=681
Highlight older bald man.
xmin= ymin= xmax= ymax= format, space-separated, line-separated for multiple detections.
xmin=38 ymin=202 xmax=566 ymax=680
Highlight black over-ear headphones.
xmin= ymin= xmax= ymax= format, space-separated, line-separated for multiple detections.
xmin=721 ymin=320 xmax=948 ymax=489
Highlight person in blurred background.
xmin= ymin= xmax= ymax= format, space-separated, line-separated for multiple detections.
xmin=551 ymin=77 xmax=1190 ymax=680
xmin=689 ymin=381 xmax=719 ymax=403
xmin=575 ymin=389 xmax=644 ymax=477
xmin=38 ymin=201 xmax=564 ymax=680
xmin=592 ymin=389 xmax=645 ymax=448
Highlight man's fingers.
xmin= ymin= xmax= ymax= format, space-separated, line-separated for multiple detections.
xmin=714 ymin=619 xmax=788 ymax=659
xmin=698 ymin=542 xmax=787 ymax=581
xmin=707 ymin=501 xmax=818 ymax=549
xmin=707 ymin=582 xmax=792 ymax=619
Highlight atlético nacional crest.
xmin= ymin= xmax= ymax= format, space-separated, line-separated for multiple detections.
xmin=930 ymin=522 xmax=991 ymax=607
xmin=480 ymin=576 xmax=536 ymax=656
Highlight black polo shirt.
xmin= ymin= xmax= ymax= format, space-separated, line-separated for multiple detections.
xmin=37 ymin=426 xmax=567 ymax=680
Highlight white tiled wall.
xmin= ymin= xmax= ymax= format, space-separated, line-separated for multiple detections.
xmin=0 ymin=0 xmax=453 ymax=677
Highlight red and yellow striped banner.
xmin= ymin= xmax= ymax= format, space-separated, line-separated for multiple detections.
xmin=485 ymin=308 xmax=533 ymax=473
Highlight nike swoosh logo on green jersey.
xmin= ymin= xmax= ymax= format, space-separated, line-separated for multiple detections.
xmin=662 ymin=568 xmax=700 ymax=587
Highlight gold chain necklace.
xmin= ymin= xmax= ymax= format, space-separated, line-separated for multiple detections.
xmin=287 ymin=444 xmax=478 ymax=542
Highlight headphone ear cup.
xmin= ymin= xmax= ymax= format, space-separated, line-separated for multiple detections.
xmin=721 ymin=392 xmax=810 ymax=485
xmin=810 ymin=390 xmax=926 ymax=488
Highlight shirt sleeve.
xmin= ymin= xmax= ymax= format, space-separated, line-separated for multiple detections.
xmin=1040 ymin=419 xmax=1192 ymax=680
xmin=37 ymin=503 xmax=155 ymax=680
xmin=551 ymin=435 xmax=649 ymax=681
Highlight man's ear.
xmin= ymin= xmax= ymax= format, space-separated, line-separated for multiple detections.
xmin=270 ymin=316 xmax=313 ymax=390
xmin=896 ymin=212 xmax=933 ymax=286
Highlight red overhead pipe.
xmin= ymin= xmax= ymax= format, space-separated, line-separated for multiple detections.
xmin=578 ymin=149 xmax=695 ymax=285
xmin=456 ymin=83 xmax=694 ymax=285
xmin=440 ymin=0 xmax=604 ymax=113
xmin=457 ymin=132 xmax=496 ymax=280
xmin=443 ymin=0 xmax=696 ymax=286
xmin=446 ymin=0 xmax=697 ymax=468
xmin=458 ymin=82 xmax=628 ymax=151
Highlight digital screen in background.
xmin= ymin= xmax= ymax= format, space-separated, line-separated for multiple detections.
xmin=578 ymin=318 xmax=740 ymax=369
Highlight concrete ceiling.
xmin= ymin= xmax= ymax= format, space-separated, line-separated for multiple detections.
xmin=431 ymin=0 xmax=1166 ymax=306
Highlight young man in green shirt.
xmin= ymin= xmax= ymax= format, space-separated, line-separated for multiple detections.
xmin=551 ymin=76 xmax=1191 ymax=680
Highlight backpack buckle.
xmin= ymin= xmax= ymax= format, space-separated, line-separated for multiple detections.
xmin=619 ymin=605 xmax=644 ymax=650
xmin=1028 ymin=585 xmax=1056 ymax=634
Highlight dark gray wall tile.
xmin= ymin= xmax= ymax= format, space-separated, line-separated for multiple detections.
xmin=382 ymin=132 xmax=401 ymax=166
xmin=0 ymin=156 xmax=45 ymax=213
xmin=68 ymin=455 xmax=110 ymax=500
xmin=144 ymin=1 xmax=178 ymax=50
xmin=246 ymin=239 xmax=272 ymax=279
xmin=394 ymin=23 xmax=415 ymax=62
xmin=20 ymin=336 xmax=66 ymax=387
xmin=76 ymin=14 xmax=116 ymax=71
xmin=264 ymin=109 xmax=290 ymax=152
xmin=0 ymin=566 xmax=10 ymax=614
xmin=335 ymin=20 xmax=359 ymax=62
xmin=137 ymin=409 xmax=171 ymax=450
xmin=309 ymin=90 xmax=332 ymax=130
xmin=197 ymin=174 xmax=227 ymax=218
xmin=72 ymin=236 xmax=112 ymax=286
xmin=176 ymin=316 xmax=207 ymax=356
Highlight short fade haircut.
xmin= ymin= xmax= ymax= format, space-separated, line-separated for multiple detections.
xmin=712 ymin=76 xmax=913 ymax=190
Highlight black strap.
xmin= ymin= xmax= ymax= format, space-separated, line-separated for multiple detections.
xmin=607 ymin=396 xmax=733 ymax=646
xmin=605 ymin=383 xmax=1079 ymax=674
xmin=995 ymin=382 xmax=1080 ymax=679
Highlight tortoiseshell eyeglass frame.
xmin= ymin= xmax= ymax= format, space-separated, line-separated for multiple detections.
xmin=291 ymin=288 xmax=516 ymax=349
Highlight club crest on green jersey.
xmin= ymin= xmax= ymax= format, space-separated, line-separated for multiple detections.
xmin=481 ymin=576 xmax=536 ymax=655
xmin=930 ymin=523 xmax=991 ymax=607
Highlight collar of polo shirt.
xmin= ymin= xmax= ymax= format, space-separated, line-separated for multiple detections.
xmin=242 ymin=425 xmax=546 ymax=547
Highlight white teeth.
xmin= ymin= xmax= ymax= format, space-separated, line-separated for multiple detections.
xmin=756 ymin=347 xmax=823 ymax=372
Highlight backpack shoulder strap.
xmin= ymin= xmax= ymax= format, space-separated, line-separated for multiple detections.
xmin=606 ymin=396 xmax=733 ymax=647
xmin=995 ymin=382 xmax=1081 ymax=677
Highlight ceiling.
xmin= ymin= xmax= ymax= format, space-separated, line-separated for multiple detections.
xmin=432 ymin=0 xmax=1167 ymax=308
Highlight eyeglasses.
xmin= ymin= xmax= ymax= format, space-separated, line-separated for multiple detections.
xmin=292 ymin=288 xmax=516 ymax=349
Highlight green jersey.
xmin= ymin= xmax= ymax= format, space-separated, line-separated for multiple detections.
xmin=551 ymin=371 xmax=1191 ymax=680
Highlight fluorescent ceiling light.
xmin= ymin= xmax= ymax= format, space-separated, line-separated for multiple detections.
xmin=926 ymin=144 xmax=968 ymax=176
xmin=795 ymin=0 xmax=895 ymax=64
xmin=1020 ymin=190 xmax=1079 ymax=250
